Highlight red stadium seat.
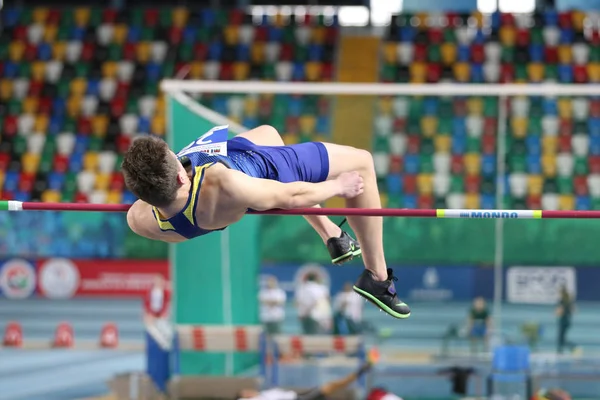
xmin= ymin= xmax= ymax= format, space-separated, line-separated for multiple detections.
xmin=144 ymin=9 xmax=160 ymax=26
xmin=516 ymin=29 xmax=530 ymax=47
xmin=484 ymin=118 xmax=497 ymax=136
xmin=116 ymin=135 xmax=131 ymax=154
xmin=53 ymin=155 xmax=69 ymax=173
xmin=407 ymin=135 xmax=421 ymax=154
xmin=589 ymin=156 xmax=600 ymax=173
xmin=75 ymin=192 xmax=89 ymax=203
xmin=102 ymin=9 xmax=118 ymax=23
xmin=123 ymin=43 xmax=136 ymax=61
xmin=38 ymin=97 xmax=53 ymax=114
xmin=559 ymin=119 xmax=573 ymax=136
xmin=465 ymin=175 xmax=481 ymax=193
xmin=109 ymin=172 xmax=125 ymax=191
xmin=500 ymin=13 xmax=515 ymax=26
xmin=169 ymin=27 xmax=183 ymax=45
xmin=418 ymin=194 xmax=434 ymax=209
xmin=426 ymin=63 xmax=442 ymax=82
xmin=28 ymin=80 xmax=44 ymax=97
xmin=285 ymin=116 xmax=299 ymax=133
xmin=574 ymin=64 xmax=588 ymax=83
xmin=526 ymin=194 xmax=542 ymax=209
xmin=193 ymin=43 xmax=208 ymax=60
xmin=558 ymin=134 xmax=572 ymax=152
xmin=219 ymin=63 xmax=234 ymax=80
xmin=558 ymin=12 xmax=572 ymax=29
xmin=403 ymin=174 xmax=417 ymax=194
xmin=389 ymin=155 xmax=403 ymax=173
xmin=500 ymin=63 xmax=515 ymax=83
xmin=451 ymin=154 xmax=464 ymax=174
xmin=545 ymin=47 xmax=558 ymax=63
xmin=24 ymin=43 xmax=38 ymax=62
xmin=413 ymin=44 xmax=427 ymax=62
xmin=18 ymin=173 xmax=35 ymax=193
xmin=0 ymin=154 xmax=10 ymax=170
xmin=110 ymin=98 xmax=126 ymax=118
xmin=13 ymin=25 xmax=27 ymax=41
xmin=590 ymin=99 xmax=600 ymax=117
xmin=229 ymin=9 xmax=244 ymax=25
xmin=482 ymin=134 xmax=496 ymax=154
xmin=574 ymin=175 xmax=588 ymax=195
xmin=428 ymin=28 xmax=443 ymax=44
xmin=77 ymin=117 xmax=92 ymax=135
xmin=47 ymin=9 xmax=61 ymax=24
xmin=471 ymin=44 xmax=485 ymax=63
xmin=115 ymin=82 xmax=130 ymax=99
xmin=3 ymin=116 xmax=18 ymax=136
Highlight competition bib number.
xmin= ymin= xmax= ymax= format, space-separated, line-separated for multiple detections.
xmin=178 ymin=125 xmax=229 ymax=157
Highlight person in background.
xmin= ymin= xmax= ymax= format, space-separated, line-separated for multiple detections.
xmin=467 ymin=297 xmax=491 ymax=354
xmin=556 ymin=285 xmax=577 ymax=354
xmin=295 ymin=272 xmax=331 ymax=335
xmin=259 ymin=276 xmax=286 ymax=335
xmin=333 ymin=282 xmax=364 ymax=335
xmin=143 ymin=274 xmax=171 ymax=324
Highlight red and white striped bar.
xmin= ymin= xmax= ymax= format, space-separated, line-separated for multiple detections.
xmin=177 ymin=325 xmax=262 ymax=352
xmin=5 ymin=201 xmax=600 ymax=219
xmin=272 ymin=335 xmax=362 ymax=355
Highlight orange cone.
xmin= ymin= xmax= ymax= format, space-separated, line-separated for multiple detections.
xmin=99 ymin=323 xmax=119 ymax=348
xmin=3 ymin=322 xmax=23 ymax=347
xmin=53 ymin=322 xmax=74 ymax=348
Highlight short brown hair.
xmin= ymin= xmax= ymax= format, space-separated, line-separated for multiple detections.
xmin=121 ymin=136 xmax=180 ymax=208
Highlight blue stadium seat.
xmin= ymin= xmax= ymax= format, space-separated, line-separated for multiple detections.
xmin=576 ymin=195 xmax=591 ymax=210
xmin=123 ymin=190 xmax=138 ymax=204
xmin=482 ymin=155 xmax=496 ymax=176
xmin=473 ymin=30 xmax=486 ymax=44
xmin=14 ymin=191 xmax=31 ymax=202
xmin=53 ymin=98 xmax=66 ymax=117
xmin=399 ymin=26 xmax=416 ymax=42
xmin=208 ymin=42 xmax=223 ymax=61
xmin=146 ymin=63 xmax=162 ymax=82
xmin=386 ymin=174 xmax=402 ymax=195
xmin=70 ymin=27 xmax=86 ymax=41
xmin=201 ymin=9 xmax=216 ymax=26
xmin=526 ymin=136 xmax=541 ymax=155
xmin=69 ymin=152 xmax=84 ymax=173
xmin=211 ymin=96 xmax=228 ymax=116
xmin=590 ymin=134 xmax=600 ymax=155
xmin=490 ymin=11 xmax=501 ymax=29
xmin=559 ymin=28 xmax=574 ymax=44
xmin=127 ymin=27 xmax=142 ymax=43
xmin=543 ymin=98 xmax=558 ymax=115
xmin=242 ymin=116 xmax=259 ymax=128
xmin=3 ymin=171 xmax=19 ymax=192
xmin=48 ymin=172 xmax=65 ymax=190
xmin=471 ymin=64 xmax=484 ymax=83
xmin=48 ymin=116 xmax=64 ymax=135
xmin=404 ymin=155 xmax=420 ymax=174
xmin=38 ymin=43 xmax=52 ymax=61
xmin=588 ymin=118 xmax=600 ymax=136
xmin=558 ymin=64 xmax=573 ymax=83
xmin=481 ymin=194 xmax=495 ymax=209
xmin=403 ymin=194 xmax=417 ymax=209
xmin=308 ymin=45 xmax=323 ymax=61
xmin=2 ymin=8 xmax=20 ymax=27
xmin=316 ymin=116 xmax=330 ymax=133
xmin=544 ymin=9 xmax=558 ymax=26
xmin=527 ymin=154 xmax=542 ymax=174
xmin=423 ymin=98 xmax=439 ymax=115
xmin=529 ymin=45 xmax=544 ymax=62
xmin=452 ymin=117 xmax=467 ymax=136
xmin=451 ymin=134 xmax=467 ymax=155
xmin=288 ymin=97 xmax=303 ymax=117
xmin=457 ymin=45 xmax=470 ymax=62
xmin=74 ymin=135 xmax=89 ymax=154
xmin=183 ymin=27 xmax=197 ymax=44
xmin=4 ymin=61 xmax=18 ymax=78
xmin=268 ymin=27 xmax=283 ymax=42
xmin=292 ymin=63 xmax=305 ymax=80
xmin=236 ymin=44 xmax=250 ymax=62
xmin=86 ymin=79 xmax=100 ymax=96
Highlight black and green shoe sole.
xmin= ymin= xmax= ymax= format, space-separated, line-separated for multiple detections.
xmin=352 ymin=285 xmax=411 ymax=319
xmin=331 ymin=248 xmax=362 ymax=265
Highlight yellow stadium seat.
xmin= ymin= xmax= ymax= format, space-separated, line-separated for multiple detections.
xmin=557 ymin=98 xmax=572 ymax=119
xmin=22 ymin=153 xmax=40 ymax=174
xmin=172 ymin=7 xmax=189 ymax=28
xmin=378 ymin=97 xmax=393 ymax=116
xmin=527 ymin=175 xmax=543 ymax=196
xmin=233 ymin=62 xmax=249 ymax=81
xmin=67 ymin=95 xmax=82 ymax=117
xmin=0 ymin=171 xmax=4 ymax=189
xmin=52 ymin=42 xmax=66 ymax=60
xmin=441 ymin=43 xmax=457 ymax=65
xmin=274 ymin=13 xmax=286 ymax=27
xmin=136 ymin=42 xmax=151 ymax=64
xmin=453 ymin=62 xmax=470 ymax=83
xmin=299 ymin=115 xmax=317 ymax=134
xmin=188 ymin=61 xmax=203 ymax=79
xmin=558 ymin=45 xmax=572 ymax=64
xmin=434 ymin=135 xmax=451 ymax=152
xmin=464 ymin=153 xmax=481 ymax=175
xmin=467 ymin=97 xmax=483 ymax=115
xmin=414 ymin=13 xmax=427 ymax=28
xmin=155 ymin=95 xmax=166 ymax=117
xmin=499 ymin=26 xmax=516 ymax=46
xmin=465 ymin=193 xmax=481 ymax=209
xmin=33 ymin=7 xmax=49 ymax=23
xmin=380 ymin=193 xmax=389 ymax=208
xmin=382 ymin=42 xmax=397 ymax=64
xmin=251 ymin=43 xmax=265 ymax=64
xmin=305 ymin=62 xmax=322 ymax=81
xmin=559 ymin=194 xmax=575 ymax=210
xmin=31 ymin=61 xmax=46 ymax=81
xmin=244 ymin=96 xmax=259 ymax=117
xmin=92 ymin=115 xmax=108 ymax=136
xmin=542 ymin=136 xmax=558 ymax=154
xmin=42 ymin=189 xmax=61 ymax=203
xmin=74 ymin=8 xmax=91 ymax=27
xmin=95 ymin=173 xmax=111 ymax=191
xmin=9 ymin=41 xmax=25 ymax=62
xmin=417 ymin=174 xmax=433 ymax=195
xmin=34 ymin=115 xmax=49 ymax=133
xmin=311 ymin=27 xmax=326 ymax=44
xmin=228 ymin=115 xmax=242 ymax=125
xmin=224 ymin=26 xmax=239 ymax=46
xmin=102 ymin=62 xmax=118 ymax=79
xmin=23 ymin=97 xmax=39 ymax=114
xmin=527 ymin=63 xmax=544 ymax=82
xmin=107 ymin=190 xmax=123 ymax=204
xmin=281 ymin=133 xmax=299 ymax=145
xmin=409 ymin=62 xmax=427 ymax=83
xmin=471 ymin=11 xmax=484 ymax=28
xmin=588 ymin=63 xmax=600 ymax=83
xmin=83 ymin=152 xmax=99 ymax=171
xmin=0 ymin=80 xmax=13 ymax=101
xmin=572 ymin=10 xmax=585 ymax=32
xmin=511 ymin=117 xmax=528 ymax=138
xmin=44 ymin=25 xmax=58 ymax=42
xmin=420 ymin=116 xmax=438 ymax=138
xmin=151 ymin=115 xmax=166 ymax=136
xmin=542 ymin=154 xmax=557 ymax=177
xmin=70 ymin=77 xmax=87 ymax=96
xmin=112 ymin=24 xmax=128 ymax=45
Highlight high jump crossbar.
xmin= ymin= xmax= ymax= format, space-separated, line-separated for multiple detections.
xmin=2 ymin=201 xmax=600 ymax=219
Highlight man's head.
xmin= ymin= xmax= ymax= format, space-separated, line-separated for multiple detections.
xmin=236 ymin=388 xmax=260 ymax=399
xmin=121 ymin=136 xmax=186 ymax=207
xmin=266 ymin=276 xmax=278 ymax=289
xmin=473 ymin=296 xmax=486 ymax=310
xmin=343 ymin=282 xmax=353 ymax=292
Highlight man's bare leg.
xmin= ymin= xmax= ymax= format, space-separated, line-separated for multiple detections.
xmin=236 ymin=126 xmax=345 ymax=244
xmin=323 ymin=143 xmax=386 ymax=279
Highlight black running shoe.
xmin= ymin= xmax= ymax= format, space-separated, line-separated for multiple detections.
xmin=353 ymin=268 xmax=411 ymax=319
xmin=327 ymin=231 xmax=362 ymax=265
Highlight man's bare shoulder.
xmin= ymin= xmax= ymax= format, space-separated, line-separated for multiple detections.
xmin=127 ymin=201 xmax=186 ymax=243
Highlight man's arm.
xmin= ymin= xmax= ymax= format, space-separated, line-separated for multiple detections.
xmin=127 ymin=200 xmax=186 ymax=242
xmin=219 ymin=168 xmax=363 ymax=211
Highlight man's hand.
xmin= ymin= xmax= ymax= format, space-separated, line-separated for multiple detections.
xmin=335 ymin=171 xmax=364 ymax=199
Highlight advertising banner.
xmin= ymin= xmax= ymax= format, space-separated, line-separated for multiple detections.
xmin=506 ymin=266 xmax=576 ymax=304
xmin=37 ymin=258 xmax=169 ymax=298
xmin=0 ymin=259 xmax=37 ymax=299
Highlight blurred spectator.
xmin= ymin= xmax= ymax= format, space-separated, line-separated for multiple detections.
xmin=259 ymin=276 xmax=286 ymax=335
xmin=467 ymin=297 xmax=490 ymax=354
xmin=556 ymin=285 xmax=577 ymax=354
xmin=295 ymin=273 xmax=331 ymax=335
xmin=143 ymin=274 xmax=171 ymax=324
xmin=333 ymin=282 xmax=363 ymax=335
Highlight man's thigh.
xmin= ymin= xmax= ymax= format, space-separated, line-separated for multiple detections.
xmin=321 ymin=142 xmax=373 ymax=180
xmin=236 ymin=125 xmax=284 ymax=146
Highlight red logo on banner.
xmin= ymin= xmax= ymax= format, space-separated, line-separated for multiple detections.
xmin=53 ymin=322 xmax=74 ymax=348
xmin=100 ymin=323 xmax=119 ymax=348
xmin=3 ymin=322 xmax=23 ymax=347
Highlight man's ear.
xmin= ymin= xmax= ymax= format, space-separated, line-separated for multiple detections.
xmin=177 ymin=170 xmax=188 ymax=185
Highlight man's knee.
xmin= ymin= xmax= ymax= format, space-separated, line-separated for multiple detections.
xmin=353 ymin=148 xmax=375 ymax=171
xmin=258 ymin=125 xmax=284 ymax=144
